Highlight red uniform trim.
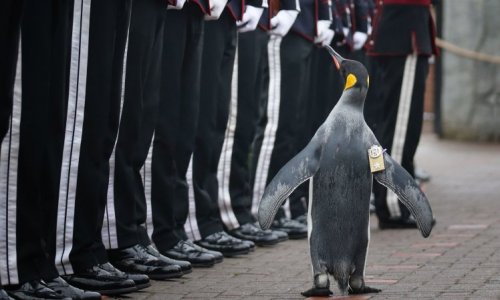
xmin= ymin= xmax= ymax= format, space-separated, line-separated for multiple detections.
xmin=382 ymin=0 xmax=430 ymax=5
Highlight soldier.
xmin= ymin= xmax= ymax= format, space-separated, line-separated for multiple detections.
xmin=147 ymin=0 xmax=226 ymax=267
xmin=364 ymin=0 xmax=438 ymax=229
xmin=99 ymin=0 xmax=191 ymax=280
xmin=0 ymin=0 xmax=100 ymax=298
xmin=250 ymin=0 xmax=333 ymax=237
xmin=54 ymin=0 xmax=148 ymax=295
xmin=215 ymin=0 xmax=288 ymax=246
xmin=186 ymin=0 xmax=257 ymax=257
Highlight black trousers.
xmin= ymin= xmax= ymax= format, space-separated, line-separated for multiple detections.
xmin=103 ymin=0 xmax=165 ymax=250
xmin=151 ymin=3 xmax=205 ymax=251
xmin=190 ymin=10 xmax=237 ymax=238
xmin=58 ymin=0 xmax=132 ymax=273
xmin=224 ymin=28 xmax=269 ymax=227
xmin=365 ymin=55 xmax=429 ymax=221
xmin=0 ymin=0 xmax=72 ymax=285
xmin=0 ymin=0 xmax=22 ymax=144
xmin=252 ymin=33 xmax=314 ymax=220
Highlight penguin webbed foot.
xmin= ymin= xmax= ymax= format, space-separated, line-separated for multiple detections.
xmin=301 ymin=287 xmax=333 ymax=297
xmin=348 ymin=285 xmax=381 ymax=294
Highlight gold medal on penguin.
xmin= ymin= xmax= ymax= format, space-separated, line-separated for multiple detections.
xmin=368 ymin=145 xmax=385 ymax=173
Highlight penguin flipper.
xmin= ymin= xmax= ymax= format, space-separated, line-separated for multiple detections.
xmin=258 ymin=133 xmax=324 ymax=230
xmin=373 ymin=153 xmax=434 ymax=237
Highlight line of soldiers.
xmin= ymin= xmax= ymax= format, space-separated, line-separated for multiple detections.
xmin=0 ymin=0 xmax=436 ymax=299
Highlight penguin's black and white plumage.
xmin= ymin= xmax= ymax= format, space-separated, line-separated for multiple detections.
xmin=257 ymin=46 xmax=434 ymax=297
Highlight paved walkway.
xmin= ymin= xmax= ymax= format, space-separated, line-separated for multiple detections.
xmin=123 ymin=133 xmax=500 ymax=300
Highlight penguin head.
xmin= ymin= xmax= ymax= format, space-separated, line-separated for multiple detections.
xmin=324 ymin=45 xmax=369 ymax=95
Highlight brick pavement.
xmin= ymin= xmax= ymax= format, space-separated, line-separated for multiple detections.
xmin=121 ymin=133 xmax=500 ymax=299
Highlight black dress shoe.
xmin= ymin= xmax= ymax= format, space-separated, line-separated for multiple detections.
xmin=162 ymin=240 xmax=216 ymax=267
xmin=196 ymin=231 xmax=250 ymax=257
xmin=144 ymin=244 xmax=193 ymax=274
xmin=378 ymin=217 xmax=436 ymax=230
xmin=98 ymin=262 xmax=151 ymax=290
xmin=271 ymin=218 xmax=308 ymax=239
xmin=0 ymin=288 xmax=12 ymax=300
xmin=108 ymin=244 xmax=183 ymax=280
xmin=6 ymin=280 xmax=71 ymax=300
xmin=63 ymin=264 xmax=137 ymax=295
xmin=269 ymin=228 xmax=289 ymax=242
xmin=294 ymin=214 xmax=307 ymax=225
xmin=184 ymin=240 xmax=224 ymax=263
xmin=230 ymin=223 xmax=280 ymax=246
xmin=45 ymin=277 xmax=101 ymax=300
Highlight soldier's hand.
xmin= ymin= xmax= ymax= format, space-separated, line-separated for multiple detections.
xmin=205 ymin=0 xmax=229 ymax=20
xmin=270 ymin=10 xmax=299 ymax=37
xmin=314 ymin=20 xmax=334 ymax=47
xmin=237 ymin=5 xmax=264 ymax=33
xmin=353 ymin=31 xmax=368 ymax=50
xmin=167 ymin=0 xmax=186 ymax=10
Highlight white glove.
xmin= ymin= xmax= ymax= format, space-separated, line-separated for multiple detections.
xmin=314 ymin=20 xmax=335 ymax=47
xmin=204 ymin=0 xmax=229 ymax=20
xmin=353 ymin=31 xmax=368 ymax=50
xmin=167 ymin=0 xmax=186 ymax=10
xmin=237 ymin=5 xmax=264 ymax=33
xmin=270 ymin=10 xmax=299 ymax=37
xmin=342 ymin=26 xmax=349 ymax=37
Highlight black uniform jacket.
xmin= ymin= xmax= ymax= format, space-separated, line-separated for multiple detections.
xmin=367 ymin=0 xmax=438 ymax=56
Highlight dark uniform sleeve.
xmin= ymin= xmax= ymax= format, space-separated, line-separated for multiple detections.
xmin=367 ymin=0 xmax=438 ymax=56
xmin=246 ymin=0 xmax=266 ymax=7
xmin=281 ymin=0 xmax=301 ymax=11
xmin=353 ymin=0 xmax=368 ymax=33
xmin=318 ymin=0 xmax=332 ymax=21
xmin=330 ymin=1 xmax=344 ymax=33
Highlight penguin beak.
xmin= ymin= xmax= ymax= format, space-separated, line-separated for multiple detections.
xmin=324 ymin=45 xmax=344 ymax=70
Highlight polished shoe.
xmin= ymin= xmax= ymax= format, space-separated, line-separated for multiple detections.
xmin=98 ymin=262 xmax=151 ymax=290
xmin=230 ymin=223 xmax=280 ymax=246
xmin=183 ymin=240 xmax=224 ymax=264
xmin=109 ymin=244 xmax=183 ymax=280
xmin=144 ymin=244 xmax=193 ymax=274
xmin=45 ymin=277 xmax=101 ymax=300
xmin=294 ymin=214 xmax=307 ymax=226
xmin=63 ymin=264 xmax=137 ymax=295
xmin=6 ymin=280 xmax=71 ymax=300
xmin=241 ymin=239 xmax=256 ymax=252
xmin=254 ymin=222 xmax=289 ymax=242
xmin=0 ymin=288 xmax=12 ymax=300
xmin=378 ymin=217 xmax=436 ymax=230
xmin=162 ymin=240 xmax=216 ymax=267
xmin=196 ymin=231 xmax=250 ymax=257
xmin=271 ymin=218 xmax=308 ymax=239
xmin=269 ymin=228 xmax=289 ymax=242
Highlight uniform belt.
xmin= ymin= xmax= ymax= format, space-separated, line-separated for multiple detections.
xmin=382 ymin=0 xmax=430 ymax=5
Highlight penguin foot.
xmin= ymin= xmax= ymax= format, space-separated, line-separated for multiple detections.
xmin=301 ymin=287 xmax=333 ymax=297
xmin=348 ymin=285 xmax=381 ymax=294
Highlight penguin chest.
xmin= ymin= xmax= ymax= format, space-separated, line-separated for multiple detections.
xmin=310 ymin=142 xmax=372 ymax=238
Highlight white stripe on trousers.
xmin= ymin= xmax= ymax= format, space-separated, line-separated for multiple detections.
xmin=142 ymin=134 xmax=154 ymax=239
xmin=386 ymin=54 xmax=417 ymax=218
xmin=216 ymin=39 xmax=240 ymax=231
xmin=0 ymin=37 xmax=22 ymax=285
xmin=102 ymin=10 xmax=132 ymax=250
xmin=55 ymin=0 xmax=91 ymax=275
xmin=251 ymin=35 xmax=282 ymax=216
xmin=185 ymin=155 xmax=201 ymax=241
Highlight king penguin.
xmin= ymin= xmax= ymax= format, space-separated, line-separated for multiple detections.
xmin=257 ymin=46 xmax=434 ymax=297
